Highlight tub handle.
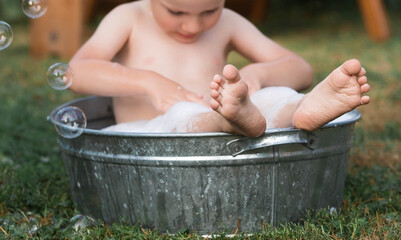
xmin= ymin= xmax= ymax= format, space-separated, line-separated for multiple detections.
xmin=226 ymin=130 xmax=319 ymax=156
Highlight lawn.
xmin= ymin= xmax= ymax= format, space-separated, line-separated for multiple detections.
xmin=1 ymin=0 xmax=401 ymax=239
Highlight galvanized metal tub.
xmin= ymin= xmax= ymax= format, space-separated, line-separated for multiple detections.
xmin=49 ymin=96 xmax=360 ymax=234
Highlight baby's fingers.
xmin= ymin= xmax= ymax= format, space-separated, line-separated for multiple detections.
xmin=186 ymin=92 xmax=206 ymax=106
xmin=157 ymin=97 xmax=182 ymax=113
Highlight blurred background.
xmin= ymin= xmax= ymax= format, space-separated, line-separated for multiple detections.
xmin=0 ymin=0 xmax=401 ymax=238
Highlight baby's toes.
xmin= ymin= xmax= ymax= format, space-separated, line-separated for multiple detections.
xmin=213 ymin=74 xmax=224 ymax=85
xmin=343 ymin=59 xmax=362 ymax=76
xmin=210 ymin=89 xmax=222 ymax=101
xmin=223 ymin=64 xmax=241 ymax=82
xmin=358 ymin=67 xmax=367 ymax=77
xmin=361 ymin=95 xmax=370 ymax=105
xmin=357 ymin=76 xmax=367 ymax=85
xmin=210 ymin=98 xmax=221 ymax=111
xmin=210 ymin=81 xmax=220 ymax=91
xmin=361 ymin=83 xmax=370 ymax=94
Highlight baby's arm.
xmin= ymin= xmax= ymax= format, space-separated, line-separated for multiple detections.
xmin=224 ymin=10 xmax=313 ymax=93
xmin=68 ymin=4 xmax=203 ymax=112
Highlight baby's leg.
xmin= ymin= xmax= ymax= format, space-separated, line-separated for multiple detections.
xmin=189 ymin=69 xmax=302 ymax=135
xmin=186 ymin=59 xmax=370 ymax=135
xmin=292 ymin=59 xmax=370 ymax=131
xmin=208 ymin=64 xmax=267 ymax=137
xmin=186 ymin=87 xmax=302 ymax=134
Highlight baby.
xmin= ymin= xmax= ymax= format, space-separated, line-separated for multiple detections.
xmin=69 ymin=0 xmax=370 ymax=137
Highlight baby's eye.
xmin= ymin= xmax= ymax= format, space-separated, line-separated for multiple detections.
xmin=202 ymin=8 xmax=218 ymax=15
xmin=168 ymin=9 xmax=184 ymax=16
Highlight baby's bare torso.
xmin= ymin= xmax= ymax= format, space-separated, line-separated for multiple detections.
xmin=112 ymin=2 xmax=231 ymax=122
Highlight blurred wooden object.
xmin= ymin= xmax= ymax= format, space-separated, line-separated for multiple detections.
xmin=357 ymin=0 xmax=391 ymax=41
xmin=30 ymin=0 xmax=81 ymax=58
xmin=225 ymin=0 xmax=268 ymax=23
xmin=29 ymin=0 xmax=95 ymax=59
xmin=250 ymin=0 xmax=268 ymax=23
xmin=82 ymin=0 xmax=96 ymax=24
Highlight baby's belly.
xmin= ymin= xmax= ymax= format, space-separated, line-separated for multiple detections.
xmin=112 ymin=92 xmax=211 ymax=124
xmin=112 ymin=95 xmax=161 ymax=123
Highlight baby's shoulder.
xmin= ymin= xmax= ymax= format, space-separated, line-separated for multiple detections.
xmin=217 ymin=8 xmax=254 ymax=32
xmin=96 ymin=1 xmax=149 ymax=34
xmin=106 ymin=1 xmax=147 ymax=21
xmin=220 ymin=8 xmax=249 ymax=24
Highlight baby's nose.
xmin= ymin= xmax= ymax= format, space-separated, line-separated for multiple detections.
xmin=182 ymin=17 xmax=202 ymax=34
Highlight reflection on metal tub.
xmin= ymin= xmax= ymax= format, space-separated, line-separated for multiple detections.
xmin=48 ymin=96 xmax=361 ymax=234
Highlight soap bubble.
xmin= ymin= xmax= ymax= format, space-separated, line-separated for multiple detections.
xmin=46 ymin=63 xmax=73 ymax=90
xmin=21 ymin=0 xmax=48 ymax=19
xmin=70 ymin=214 xmax=97 ymax=231
xmin=54 ymin=106 xmax=87 ymax=139
xmin=329 ymin=207 xmax=337 ymax=215
xmin=0 ymin=21 xmax=13 ymax=51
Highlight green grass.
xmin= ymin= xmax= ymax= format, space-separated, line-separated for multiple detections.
xmin=1 ymin=1 xmax=401 ymax=239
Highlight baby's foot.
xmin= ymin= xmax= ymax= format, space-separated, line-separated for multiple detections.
xmin=210 ymin=64 xmax=266 ymax=137
xmin=293 ymin=59 xmax=370 ymax=131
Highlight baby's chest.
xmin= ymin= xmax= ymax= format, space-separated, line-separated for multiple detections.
xmin=128 ymin=36 xmax=226 ymax=79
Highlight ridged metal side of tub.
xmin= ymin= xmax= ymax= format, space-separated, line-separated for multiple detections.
xmin=50 ymin=96 xmax=360 ymax=234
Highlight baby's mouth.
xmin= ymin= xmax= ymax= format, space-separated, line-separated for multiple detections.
xmin=176 ymin=32 xmax=198 ymax=40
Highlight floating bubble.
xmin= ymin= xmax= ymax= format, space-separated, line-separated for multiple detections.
xmin=21 ymin=0 xmax=48 ymax=19
xmin=70 ymin=214 xmax=97 ymax=231
xmin=54 ymin=106 xmax=87 ymax=139
xmin=329 ymin=207 xmax=337 ymax=215
xmin=46 ymin=62 xmax=73 ymax=90
xmin=0 ymin=21 xmax=13 ymax=51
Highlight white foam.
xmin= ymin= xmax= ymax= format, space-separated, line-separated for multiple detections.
xmin=251 ymin=87 xmax=304 ymax=128
xmin=103 ymin=102 xmax=211 ymax=133
xmin=103 ymin=87 xmax=306 ymax=133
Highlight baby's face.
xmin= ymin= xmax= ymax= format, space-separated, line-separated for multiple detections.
xmin=150 ymin=0 xmax=225 ymax=43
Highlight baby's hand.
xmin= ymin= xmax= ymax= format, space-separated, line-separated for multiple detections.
xmin=148 ymin=76 xmax=205 ymax=113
